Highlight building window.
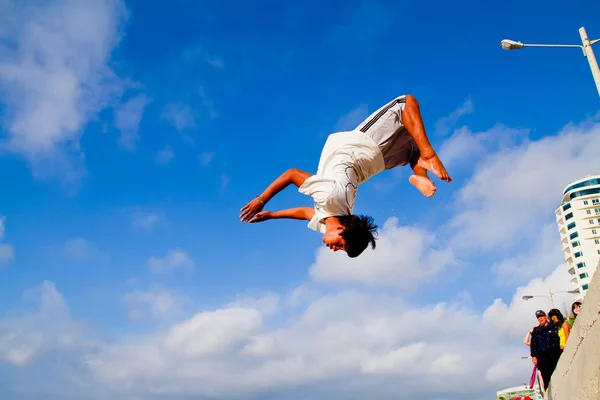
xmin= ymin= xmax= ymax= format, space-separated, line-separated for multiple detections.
xmin=596 ymin=208 xmax=600 ymax=215
xmin=584 ymin=200 xmax=589 ymax=205
xmin=573 ymin=241 xmax=581 ymax=247
xmin=596 ymin=239 xmax=600 ymax=244
xmin=590 ymin=220 xmax=595 ymax=225
xmin=565 ymin=212 xmax=574 ymax=220
xmin=594 ymin=198 xmax=600 ymax=205
xmin=593 ymin=229 xmax=598 ymax=235
xmin=577 ymin=262 xmax=586 ymax=268
xmin=587 ymin=210 xmax=592 ymax=215
xmin=568 ymin=222 xmax=577 ymax=230
xmin=570 ymin=232 xmax=579 ymax=240
xmin=597 ymin=218 xmax=600 ymax=223
xmin=575 ymin=251 xmax=583 ymax=258
xmin=564 ymin=178 xmax=600 ymax=194
xmin=583 ymin=284 xmax=589 ymax=291
xmin=580 ymin=272 xmax=589 ymax=279
xmin=563 ymin=203 xmax=572 ymax=211
xmin=570 ymin=188 xmax=600 ymax=200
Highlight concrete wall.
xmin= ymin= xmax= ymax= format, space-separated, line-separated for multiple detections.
xmin=548 ymin=261 xmax=600 ymax=400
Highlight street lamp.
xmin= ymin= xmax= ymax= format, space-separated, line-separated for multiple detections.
xmin=500 ymin=26 xmax=600 ymax=97
xmin=522 ymin=289 xmax=579 ymax=309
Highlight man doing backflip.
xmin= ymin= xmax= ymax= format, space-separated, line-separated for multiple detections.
xmin=240 ymin=94 xmax=452 ymax=258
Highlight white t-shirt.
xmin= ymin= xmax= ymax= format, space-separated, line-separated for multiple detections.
xmin=298 ymin=131 xmax=385 ymax=233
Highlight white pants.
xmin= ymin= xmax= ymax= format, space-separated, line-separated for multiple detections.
xmin=354 ymin=95 xmax=417 ymax=170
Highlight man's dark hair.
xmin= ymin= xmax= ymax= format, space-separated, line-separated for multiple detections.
xmin=337 ymin=214 xmax=378 ymax=258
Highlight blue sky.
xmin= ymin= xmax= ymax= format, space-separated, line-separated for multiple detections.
xmin=1 ymin=0 xmax=599 ymax=399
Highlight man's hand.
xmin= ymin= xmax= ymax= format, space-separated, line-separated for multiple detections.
xmin=248 ymin=211 xmax=272 ymax=223
xmin=240 ymin=169 xmax=313 ymax=223
xmin=531 ymin=357 xmax=537 ymax=365
xmin=240 ymin=198 xmax=264 ymax=222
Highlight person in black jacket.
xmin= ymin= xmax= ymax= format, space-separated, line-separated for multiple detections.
xmin=530 ymin=309 xmax=562 ymax=391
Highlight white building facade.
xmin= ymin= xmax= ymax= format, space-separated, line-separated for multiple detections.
xmin=555 ymin=175 xmax=600 ymax=302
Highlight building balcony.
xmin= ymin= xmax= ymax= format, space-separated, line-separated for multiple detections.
xmin=566 ymin=254 xmax=574 ymax=264
xmin=570 ymin=276 xmax=578 ymax=285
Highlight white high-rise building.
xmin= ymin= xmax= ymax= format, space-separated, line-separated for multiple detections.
xmin=555 ymin=174 xmax=600 ymax=301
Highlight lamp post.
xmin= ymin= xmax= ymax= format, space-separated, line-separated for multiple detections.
xmin=522 ymin=289 xmax=579 ymax=309
xmin=501 ymin=26 xmax=600 ymax=97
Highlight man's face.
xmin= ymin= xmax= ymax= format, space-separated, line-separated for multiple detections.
xmin=322 ymin=228 xmax=347 ymax=252
xmin=537 ymin=315 xmax=547 ymax=325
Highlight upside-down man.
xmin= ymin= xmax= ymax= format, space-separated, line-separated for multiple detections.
xmin=240 ymin=94 xmax=452 ymax=258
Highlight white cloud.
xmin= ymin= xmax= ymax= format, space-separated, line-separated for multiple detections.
xmin=0 ymin=244 xmax=14 ymax=264
xmin=0 ymin=281 xmax=78 ymax=367
xmin=63 ymin=237 xmax=108 ymax=263
xmin=81 ymin=281 xmax=543 ymax=399
xmin=64 ymin=237 xmax=96 ymax=261
xmin=0 ymin=216 xmax=5 ymax=240
xmin=131 ymin=211 xmax=160 ymax=230
xmin=147 ymin=248 xmax=195 ymax=274
xmin=434 ymin=97 xmax=474 ymax=135
xmin=309 ymin=217 xmax=455 ymax=288
xmin=446 ymin=118 xmax=600 ymax=252
xmin=492 ymin=222 xmax=565 ymax=284
xmin=198 ymin=151 xmax=214 ymax=166
xmin=0 ymin=262 xmax=575 ymax=400
xmin=164 ymin=308 xmax=262 ymax=358
xmin=205 ymin=55 xmax=224 ymax=68
xmin=220 ymin=173 xmax=230 ymax=192
xmin=198 ymin=87 xmax=217 ymax=120
xmin=161 ymin=103 xmax=197 ymax=133
xmin=160 ymin=92 xmax=215 ymax=144
xmin=333 ymin=104 xmax=369 ymax=132
xmin=284 ymin=283 xmax=323 ymax=309
xmin=0 ymin=0 xmax=128 ymax=180
xmin=361 ymin=342 xmax=426 ymax=374
xmin=437 ymin=123 xmax=528 ymax=168
xmin=155 ymin=145 xmax=174 ymax=164
xmin=482 ymin=263 xmax=575 ymax=337
xmin=0 ymin=216 xmax=14 ymax=264
xmin=227 ymin=292 xmax=281 ymax=316
xmin=124 ymin=285 xmax=189 ymax=321
xmin=114 ymin=93 xmax=151 ymax=149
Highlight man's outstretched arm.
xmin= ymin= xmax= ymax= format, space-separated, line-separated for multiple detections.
xmin=260 ymin=168 xmax=312 ymax=203
xmin=248 ymin=207 xmax=315 ymax=223
xmin=240 ymin=168 xmax=313 ymax=222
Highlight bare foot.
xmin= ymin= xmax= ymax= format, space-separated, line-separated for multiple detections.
xmin=409 ymin=174 xmax=437 ymax=197
xmin=417 ymin=154 xmax=452 ymax=182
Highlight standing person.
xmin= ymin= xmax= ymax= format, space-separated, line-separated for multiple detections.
xmin=566 ymin=301 xmax=582 ymax=327
xmin=548 ymin=308 xmax=571 ymax=350
xmin=240 ymin=94 xmax=452 ymax=258
xmin=529 ymin=310 xmax=561 ymax=392
xmin=523 ymin=328 xmax=544 ymax=390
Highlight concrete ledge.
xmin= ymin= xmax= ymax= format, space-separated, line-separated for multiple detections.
xmin=548 ymin=261 xmax=600 ymax=400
